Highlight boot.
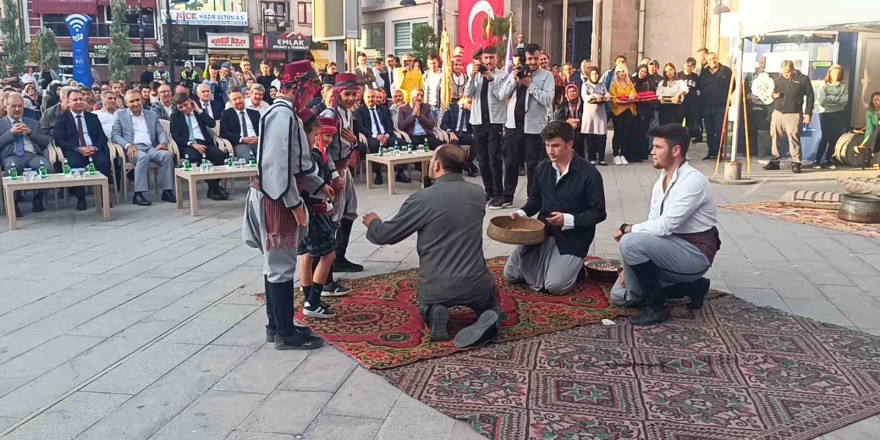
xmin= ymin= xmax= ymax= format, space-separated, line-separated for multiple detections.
xmin=269 ymin=280 xmax=295 ymax=338
xmin=264 ymin=276 xmax=276 ymax=342
xmin=628 ymin=261 xmax=671 ymax=326
xmin=333 ymin=218 xmax=364 ymax=272
xmin=32 ymin=192 xmax=44 ymax=213
xmin=687 ymin=277 xmax=710 ymax=310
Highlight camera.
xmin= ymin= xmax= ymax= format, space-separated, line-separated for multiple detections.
xmin=478 ymin=64 xmax=488 ymax=74
xmin=515 ymin=47 xmax=531 ymax=79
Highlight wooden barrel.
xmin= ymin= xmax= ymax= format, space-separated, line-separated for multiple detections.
xmin=833 ymin=132 xmax=865 ymax=166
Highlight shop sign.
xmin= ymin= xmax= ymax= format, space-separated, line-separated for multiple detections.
xmin=254 ymin=32 xmax=312 ymax=52
xmin=207 ymin=33 xmax=251 ymax=50
xmin=160 ymin=10 xmax=248 ymax=26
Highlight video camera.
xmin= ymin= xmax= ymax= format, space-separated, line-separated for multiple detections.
xmin=515 ymin=47 xmax=531 ymax=79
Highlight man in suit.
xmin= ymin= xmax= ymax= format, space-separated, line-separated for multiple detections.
xmin=112 ymin=90 xmax=175 ymax=206
xmin=498 ymin=43 xmax=556 ymax=208
xmin=1 ymin=92 xmax=54 ymax=216
xmin=169 ymin=93 xmax=229 ymax=201
xmin=355 ymin=53 xmax=378 ymax=91
xmin=355 ymin=88 xmax=404 ymax=185
xmin=384 ymin=54 xmax=398 ymax=98
xmin=398 ymin=89 xmax=442 ymax=151
xmin=441 ymin=97 xmax=477 ymax=176
xmin=196 ymin=84 xmax=223 ymax=121
xmin=40 ymin=86 xmax=73 ymax=137
xmin=466 ymin=46 xmax=509 ymax=207
xmin=220 ymin=90 xmax=260 ymax=160
xmin=152 ymin=84 xmax=175 ymax=120
xmin=54 ymin=88 xmax=112 ymax=211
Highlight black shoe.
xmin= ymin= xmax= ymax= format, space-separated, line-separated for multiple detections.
xmin=132 ymin=192 xmax=152 ymax=206
xmin=13 ymin=203 xmax=22 ymax=218
xmin=32 ymin=193 xmax=44 ymax=213
xmin=687 ymin=278 xmax=710 ymax=310
xmin=453 ymin=310 xmax=500 ymax=348
xmin=266 ymin=327 xmax=276 ymax=343
xmin=630 ymin=307 xmax=671 ymax=326
xmin=76 ymin=196 xmax=87 ymax=211
xmin=322 ymin=279 xmax=352 ymax=297
xmin=702 ymin=154 xmax=717 ymax=161
xmin=499 ymin=198 xmax=513 ymax=208
xmin=274 ymin=329 xmax=324 ymax=350
xmin=792 ymin=163 xmax=802 ymax=174
xmin=374 ymin=172 xmax=383 ymax=185
xmin=429 ymin=305 xmax=450 ymax=342
xmin=487 ymin=197 xmax=503 ymax=210
xmin=466 ymin=165 xmax=478 ymax=177
xmin=206 ymin=187 xmax=224 ymax=200
xmin=395 ymin=172 xmax=411 ymax=183
xmin=333 ymin=257 xmax=364 ymax=273
xmin=763 ymin=161 xmax=780 ymax=171
xmin=215 ymin=186 xmax=229 ymax=200
xmin=161 ymin=190 xmax=176 ymax=203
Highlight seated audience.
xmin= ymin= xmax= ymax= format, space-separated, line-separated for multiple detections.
xmin=54 ymin=88 xmax=112 ymax=211
xmin=1 ymin=92 xmax=54 ymax=216
xmin=220 ymin=90 xmax=261 ymax=160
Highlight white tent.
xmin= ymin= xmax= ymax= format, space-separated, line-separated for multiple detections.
xmin=740 ymin=0 xmax=880 ymax=36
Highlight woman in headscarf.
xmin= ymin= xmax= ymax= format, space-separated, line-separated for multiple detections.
xmin=555 ymin=84 xmax=583 ymax=156
xmin=581 ymin=66 xmax=611 ymax=165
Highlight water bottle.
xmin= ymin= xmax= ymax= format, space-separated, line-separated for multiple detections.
xmin=8 ymin=161 xmax=16 ymax=180
xmin=87 ymin=157 xmax=96 ymax=175
xmin=378 ymin=145 xmax=385 ymax=157
xmin=62 ymin=157 xmax=71 ymax=176
xmin=248 ymin=150 xmax=256 ymax=167
xmin=226 ymin=155 xmax=234 ymax=168
xmin=38 ymin=161 xmax=48 ymax=179
xmin=407 ymin=141 xmax=413 ymax=154
xmin=183 ymin=154 xmax=192 ymax=171
xmin=423 ymin=142 xmax=429 ymax=153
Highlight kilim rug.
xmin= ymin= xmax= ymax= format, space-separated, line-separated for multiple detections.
xmin=722 ymin=201 xmax=880 ymax=239
xmin=254 ymin=257 xmax=663 ymax=369
xmin=379 ymin=294 xmax=880 ymax=440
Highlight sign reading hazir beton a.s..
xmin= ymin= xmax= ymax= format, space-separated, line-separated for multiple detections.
xmin=160 ymin=10 xmax=248 ymax=26
xmin=207 ymin=33 xmax=251 ymax=49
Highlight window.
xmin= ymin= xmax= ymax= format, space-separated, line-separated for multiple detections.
xmin=297 ymin=2 xmax=312 ymax=25
xmin=360 ymin=24 xmax=384 ymax=55
xmin=262 ymin=1 xmax=289 ymax=31
xmin=393 ymin=20 xmax=428 ymax=56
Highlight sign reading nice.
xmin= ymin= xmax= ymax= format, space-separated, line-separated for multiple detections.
xmin=66 ymin=14 xmax=94 ymax=87
xmin=457 ymin=0 xmax=504 ymax=60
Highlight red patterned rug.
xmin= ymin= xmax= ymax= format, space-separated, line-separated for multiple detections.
xmin=379 ymin=294 xmax=880 ymax=440
xmin=254 ymin=256 xmax=649 ymax=369
xmin=721 ymin=201 xmax=880 ymax=239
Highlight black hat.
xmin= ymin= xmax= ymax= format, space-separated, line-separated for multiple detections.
xmin=472 ymin=48 xmax=483 ymax=59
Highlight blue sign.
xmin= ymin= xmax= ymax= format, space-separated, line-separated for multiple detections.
xmin=65 ymin=14 xmax=94 ymax=87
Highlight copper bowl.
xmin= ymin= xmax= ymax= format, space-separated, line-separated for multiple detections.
xmin=487 ymin=216 xmax=545 ymax=246
xmin=585 ymin=259 xmax=622 ymax=283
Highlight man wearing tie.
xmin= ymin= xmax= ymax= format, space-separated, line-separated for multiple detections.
xmin=355 ymin=88 xmax=405 ymax=185
xmin=220 ymin=90 xmax=261 ymax=160
xmin=170 ymin=93 xmax=229 ymax=201
xmin=441 ymin=97 xmax=477 ymax=176
xmin=196 ymin=84 xmax=223 ymax=121
xmin=0 ymin=92 xmax=54 ymax=216
xmin=54 ymin=88 xmax=112 ymax=211
xmin=112 ymin=90 xmax=175 ymax=206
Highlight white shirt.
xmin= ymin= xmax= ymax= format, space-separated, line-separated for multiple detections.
xmin=130 ymin=112 xmax=152 ymax=146
xmin=237 ymin=110 xmax=255 ymax=140
xmin=631 ymin=161 xmax=716 ymax=236
xmin=656 ymin=79 xmax=689 ymax=98
xmin=366 ymin=106 xmax=386 ymax=138
xmin=200 ymin=100 xmax=215 ymax=119
xmin=71 ymin=111 xmax=93 ymax=146
xmin=162 ymin=103 xmax=174 ymax=117
xmin=423 ymin=70 xmax=443 ymax=106
xmin=515 ymin=161 xmax=575 ymax=231
xmin=187 ymin=113 xmax=206 ymax=143
xmin=95 ymin=110 xmax=117 ymax=140
xmin=245 ymin=98 xmax=270 ymax=115
xmin=7 ymin=116 xmax=35 ymax=153
xmin=372 ymin=67 xmax=385 ymax=88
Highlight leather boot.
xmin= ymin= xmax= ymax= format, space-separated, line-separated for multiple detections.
xmin=629 ymin=261 xmax=671 ymax=326
xmin=264 ymin=276 xmax=276 ymax=342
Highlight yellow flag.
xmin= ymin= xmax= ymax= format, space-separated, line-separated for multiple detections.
xmin=440 ymin=26 xmax=453 ymax=111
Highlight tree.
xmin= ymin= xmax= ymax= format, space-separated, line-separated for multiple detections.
xmin=412 ymin=24 xmax=438 ymax=65
xmin=27 ymin=39 xmax=41 ymax=65
xmin=107 ymin=0 xmax=133 ymax=81
xmin=483 ymin=15 xmax=515 ymax=65
xmin=0 ymin=0 xmax=26 ymax=76
xmin=37 ymin=27 xmax=60 ymax=71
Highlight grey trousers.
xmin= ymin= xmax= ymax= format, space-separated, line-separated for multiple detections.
xmin=242 ymin=188 xmax=302 ymax=283
xmin=610 ymin=232 xmax=710 ymax=306
xmin=504 ymin=237 xmax=585 ymax=295
xmin=233 ymin=143 xmax=254 ymax=160
xmin=129 ymin=144 xmax=174 ymax=193
xmin=770 ymin=110 xmax=803 ymax=163
xmin=331 ymin=169 xmax=358 ymax=223
xmin=3 ymin=153 xmax=53 ymax=173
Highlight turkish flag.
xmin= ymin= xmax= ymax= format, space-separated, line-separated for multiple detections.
xmin=458 ymin=0 xmax=504 ymax=60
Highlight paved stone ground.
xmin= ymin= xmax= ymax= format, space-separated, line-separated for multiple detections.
xmin=1 ymin=141 xmax=879 ymax=440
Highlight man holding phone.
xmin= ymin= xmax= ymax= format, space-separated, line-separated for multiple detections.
xmin=764 ymin=60 xmax=814 ymax=174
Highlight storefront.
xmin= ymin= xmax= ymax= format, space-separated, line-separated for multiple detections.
xmin=252 ymin=32 xmax=313 ymax=64
xmin=206 ymin=33 xmax=251 ymax=68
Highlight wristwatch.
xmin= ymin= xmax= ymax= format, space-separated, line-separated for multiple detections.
xmin=619 ymin=223 xmax=629 ymax=234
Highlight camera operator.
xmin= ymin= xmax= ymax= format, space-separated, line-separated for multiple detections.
xmin=466 ymin=45 xmax=510 ymax=208
xmin=496 ymin=44 xmax=555 ymax=208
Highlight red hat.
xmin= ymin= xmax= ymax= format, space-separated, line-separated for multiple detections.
xmin=317 ymin=116 xmax=337 ymax=134
xmin=283 ymin=60 xmax=312 ymax=79
xmin=334 ymin=73 xmax=358 ymax=89
xmin=297 ymin=108 xmax=317 ymax=126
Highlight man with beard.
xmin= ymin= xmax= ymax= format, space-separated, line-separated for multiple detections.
xmin=612 ymin=124 xmax=719 ymax=325
xmin=466 ymin=46 xmax=509 ymax=207
xmin=243 ymin=60 xmax=329 ymax=350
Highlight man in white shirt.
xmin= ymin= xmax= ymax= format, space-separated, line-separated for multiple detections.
xmin=423 ymin=55 xmax=444 ymax=117
xmin=112 ymin=90 xmax=174 ymax=206
xmin=95 ymin=91 xmax=119 ymax=139
xmin=154 ymin=84 xmax=175 ymax=120
xmin=245 ymin=84 xmax=270 ymax=115
xmin=612 ymin=124 xmax=720 ymax=325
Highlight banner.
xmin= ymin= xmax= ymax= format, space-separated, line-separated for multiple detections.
xmin=206 ymin=33 xmax=251 ymax=50
xmin=159 ymin=10 xmax=248 ymax=26
xmin=66 ymin=14 xmax=94 ymax=87
xmin=457 ymin=0 xmax=503 ymax=60
xmin=254 ymin=32 xmax=312 ymax=52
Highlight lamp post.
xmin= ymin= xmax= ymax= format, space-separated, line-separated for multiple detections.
xmin=129 ymin=0 xmax=147 ymax=65
xmin=166 ymin=0 xmax=175 ymax=84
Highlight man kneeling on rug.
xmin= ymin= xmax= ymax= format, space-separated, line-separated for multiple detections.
xmin=362 ymin=144 xmax=501 ymax=348
xmin=504 ymin=121 xmax=607 ymax=295
xmin=613 ymin=124 xmax=721 ymax=325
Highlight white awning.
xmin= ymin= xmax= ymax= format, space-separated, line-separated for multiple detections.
xmin=740 ymin=0 xmax=880 ymax=37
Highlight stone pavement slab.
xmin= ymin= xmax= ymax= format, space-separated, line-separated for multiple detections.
xmin=2 ymin=392 xmax=130 ymax=440
xmin=148 ymin=390 xmax=265 ymax=440
xmin=240 ymin=390 xmax=332 ymax=435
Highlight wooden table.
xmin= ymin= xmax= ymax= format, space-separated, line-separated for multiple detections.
xmin=365 ymin=150 xmax=432 ymax=195
xmin=175 ymin=166 xmax=257 ymax=216
xmin=2 ymin=172 xmax=110 ymax=230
